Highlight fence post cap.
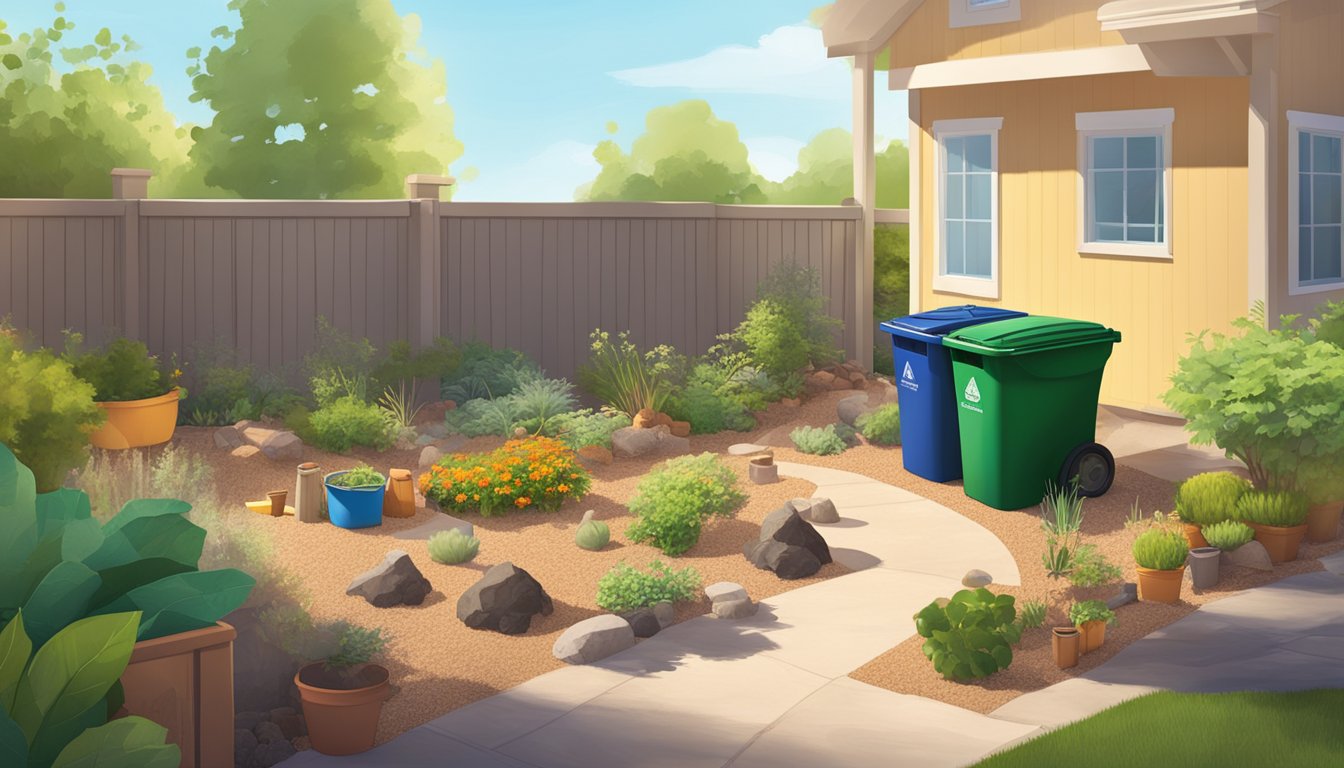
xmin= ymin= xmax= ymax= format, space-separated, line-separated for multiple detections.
xmin=404 ymin=174 xmax=455 ymax=199
xmin=110 ymin=168 xmax=154 ymax=178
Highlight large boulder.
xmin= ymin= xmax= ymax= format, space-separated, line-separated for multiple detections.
xmin=214 ymin=425 xmax=245 ymax=450
xmin=744 ymin=506 xmax=833 ymax=580
xmin=346 ymin=550 xmax=433 ymax=608
xmin=836 ymin=394 xmax=870 ymax=427
xmin=552 ymin=615 xmax=636 ymax=664
xmin=611 ymin=425 xmax=690 ymax=459
xmin=259 ymin=431 xmax=303 ymax=461
xmin=457 ymin=562 xmax=554 ymax=635
xmin=620 ymin=608 xmax=661 ymax=638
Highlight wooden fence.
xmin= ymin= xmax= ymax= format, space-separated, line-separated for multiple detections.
xmin=0 ymin=193 xmax=872 ymax=384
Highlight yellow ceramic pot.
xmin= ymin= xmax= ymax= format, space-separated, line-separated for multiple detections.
xmin=88 ymin=388 xmax=180 ymax=450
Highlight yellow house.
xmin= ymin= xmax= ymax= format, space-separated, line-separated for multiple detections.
xmin=825 ymin=0 xmax=1344 ymax=412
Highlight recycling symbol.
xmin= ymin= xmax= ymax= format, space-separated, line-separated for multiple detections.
xmin=964 ymin=377 xmax=981 ymax=403
xmin=902 ymin=361 xmax=915 ymax=382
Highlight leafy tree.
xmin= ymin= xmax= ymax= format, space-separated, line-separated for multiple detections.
xmin=763 ymin=128 xmax=909 ymax=207
xmin=0 ymin=5 xmax=192 ymax=197
xmin=186 ymin=0 xmax=463 ymax=199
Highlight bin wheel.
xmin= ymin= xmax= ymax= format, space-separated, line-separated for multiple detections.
xmin=1059 ymin=443 xmax=1115 ymax=498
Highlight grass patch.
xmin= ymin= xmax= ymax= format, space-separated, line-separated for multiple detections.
xmin=975 ymin=689 xmax=1344 ymax=767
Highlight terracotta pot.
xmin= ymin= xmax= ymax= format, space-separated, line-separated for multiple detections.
xmin=295 ymin=663 xmax=391 ymax=756
xmin=1188 ymin=546 xmax=1221 ymax=589
xmin=383 ymin=468 xmax=416 ymax=518
xmin=1135 ymin=565 xmax=1185 ymax=604
xmin=295 ymin=462 xmax=324 ymax=523
xmin=1051 ymin=627 xmax=1080 ymax=669
xmin=89 ymin=388 xmax=181 ymax=450
xmin=668 ymin=420 xmax=692 ymax=438
xmin=1247 ymin=522 xmax=1308 ymax=563
xmin=1183 ymin=523 xmax=1208 ymax=549
xmin=267 ymin=490 xmax=287 ymax=517
xmin=1306 ymin=501 xmax=1343 ymax=543
xmin=1077 ymin=620 xmax=1106 ymax=654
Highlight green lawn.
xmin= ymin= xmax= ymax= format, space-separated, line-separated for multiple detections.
xmin=975 ymin=689 xmax=1344 ymax=767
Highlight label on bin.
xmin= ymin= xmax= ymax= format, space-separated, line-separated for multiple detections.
xmin=900 ymin=361 xmax=918 ymax=392
xmin=960 ymin=377 xmax=983 ymax=414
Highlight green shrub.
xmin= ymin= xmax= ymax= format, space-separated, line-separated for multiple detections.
xmin=507 ymin=376 xmax=579 ymax=434
xmin=1236 ymin=490 xmax=1310 ymax=527
xmin=448 ymin=396 xmax=519 ymax=437
xmin=1068 ymin=544 xmax=1123 ymax=588
xmin=1016 ymin=599 xmax=1046 ymax=631
xmin=872 ymin=224 xmax=910 ymax=375
xmin=666 ymin=382 xmax=754 ymax=434
xmin=1041 ymin=481 xmax=1085 ymax=579
xmin=914 ymin=588 xmax=1020 ymax=680
xmin=577 ymin=329 xmax=671 ymax=417
xmin=308 ymin=396 xmax=396 ymax=453
xmin=626 ymin=453 xmax=747 ymax=556
xmin=1310 ymin=298 xmax=1344 ymax=349
xmin=1132 ymin=528 xmax=1189 ymax=570
xmin=325 ymin=622 xmax=388 ymax=669
xmin=790 ymin=424 xmax=848 ymax=455
xmin=595 ymin=560 xmax=701 ymax=613
xmin=1202 ymin=520 xmax=1256 ymax=551
xmin=329 ymin=464 xmax=385 ymax=488
xmin=1175 ymin=472 xmax=1251 ymax=526
xmin=551 ymin=408 xmax=631 ymax=450
xmin=371 ymin=337 xmax=461 ymax=400
xmin=427 ymin=529 xmax=480 ymax=564
xmin=0 ymin=331 xmax=104 ymax=492
xmin=305 ymin=317 xmax=377 ymax=390
xmin=64 ymin=333 xmax=172 ymax=401
xmin=441 ymin=342 xmax=538 ymax=402
xmin=856 ymin=404 xmax=902 ymax=445
xmin=1068 ymin=599 xmax=1117 ymax=626
xmin=731 ymin=264 xmax=842 ymax=380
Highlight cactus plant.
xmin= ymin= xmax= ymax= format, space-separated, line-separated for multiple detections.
xmin=1175 ymin=472 xmax=1251 ymax=526
xmin=914 ymin=588 xmax=1020 ymax=681
xmin=1202 ymin=519 xmax=1255 ymax=550
xmin=427 ymin=529 xmax=480 ymax=564
xmin=575 ymin=510 xmax=610 ymax=551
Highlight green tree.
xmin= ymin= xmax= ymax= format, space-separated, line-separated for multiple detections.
xmin=763 ymin=128 xmax=910 ymax=207
xmin=187 ymin=0 xmax=463 ymax=199
xmin=579 ymin=100 xmax=767 ymax=203
xmin=0 ymin=5 xmax=192 ymax=197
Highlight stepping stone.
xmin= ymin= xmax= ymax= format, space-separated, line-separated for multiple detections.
xmin=727 ymin=443 xmax=768 ymax=455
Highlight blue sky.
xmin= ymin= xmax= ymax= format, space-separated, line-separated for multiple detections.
xmin=4 ymin=1 xmax=909 ymax=201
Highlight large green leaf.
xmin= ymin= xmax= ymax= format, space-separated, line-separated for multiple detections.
xmin=0 ymin=612 xmax=33 ymax=712
xmin=57 ymin=520 xmax=103 ymax=565
xmin=97 ymin=570 xmax=254 ymax=641
xmin=5 ymin=536 xmax=65 ymax=616
xmin=0 ymin=708 xmax=27 ymax=767
xmin=82 ymin=516 xmax=205 ymax=571
xmin=133 ymin=611 xmax=213 ymax=642
xmin=101 ymin=499 xmax=191 ymax=537
xmin=10 ymin=613 xmax=140 ymax=746
xmin=0 ymin=446 xmax=39 ymax=608
xmin=50 ymin=715 xmax=179 ymax=768
xmin=27 ymin=698 xmax=103 ymax=768
xmin=21 ymin=564 xmax=102 ymax=651
xmin=86 ymin=559 xmax=193 ymax=612
xmin=34 ymin=491 xmax=91 ymax=539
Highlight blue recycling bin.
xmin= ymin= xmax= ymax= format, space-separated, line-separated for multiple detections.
xmin=879 ymin=305 xmax=1027 ymax=482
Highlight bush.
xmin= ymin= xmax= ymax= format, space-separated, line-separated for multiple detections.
xmin=1310 ymin=298 xmax=1344 ymax=349
xmin=1132 ymin=529 xmax=1189 ymax=571
xmin=371 ymin=337 xmax=461 ymax=399
xmin=1202 ymin=520 xmax=1256 ymax=551
xmin=1068 ymin=599 xmax=1117 ymax=626
xmin=63 ymin=333 xmax=172 ymax=401
xmin=665 ymin=382 xmax=754 ymax=434
xmin=448 ymin=396 xmax=519 ymax=438
xmin=914 ymin=588 xmax=1020 ymax=680
xmin=427 ymin=529 xmax=480 ymax=564
xmin=595 ymin=560 xmax=701 ymax=613
xmin=856 ymin=404 xmax=901 ymax=445
xmin=307 ymin=395 xmax=396 ymax=453
xmin=305 ymin=317 xmax=377 ymax=389
xmin=790 ymin=424 xmax=848 ymax=455
xmin=441 ymin=342 xmax=538 ymax=402
xmin=1068 ymin=544 xmax=1123 ymax=588
xmin=448 ymin=376 xmax=579 ymax=438
xmin=577 ymin=329 xmax=671 ymax=417
xmin=329 ymin=464 xmax=384 ymax=488
xmin=419 ymin=436 xmax=591 ymax=516
xmin=1175 ymin=472 xmax=1251 ymax=526
xmin=626 ymin=453 xmax=747 ymax=556
xmin=0 ymin=330 xmax=104 ymax=492
xmin=872 ymin=224 xmax=910 ymax=375
xmin=731 ymin=264 xmax=842 ymax=380
xmin=1236 ymin=490 xmax=1309 ymax=527
xmin=1016 ymin=599 xmax=1046 ymax=631
xmin=551 ymin=408 xmax=631 ymax=450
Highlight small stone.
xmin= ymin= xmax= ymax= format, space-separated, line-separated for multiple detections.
xmin=652 ymin=601 xmax=676 ymax=628
xmin=273 ymin=713 xmax=305 ymax=740
xmin=744 ymin=506 xmax=833 ymax=580
xmin=419 ymin=445 xmax=443 ymax=468
xmin=611 ymin=425 xmax=688 ymax=458
xmin=1106 ymin=587 xmax=1137 ymax=611
xmin=789 ymin=497 xmax=839 ymax=524
xmin=1222 ymin=540 xmax=1273 ymax=571
xmin=711 ymin=598 xmax=757 ymax=620
xmin=346 ymin=550 xmax=433 ymax=608
xmin=235 ymin=712 xmax=265 ymax=732
xmin=962 ymin=569 xmax=993 ymax=588
xmin=848 ymin=372 xmax=867 ymax=386
xmin=231 ymin=445 xmax=261 ymax=459
xmin=215 ymin=426 xmax=245 ymax=450
xmin=235 ymin=728 xmax=258 ymax=763
xmin=260 ymin=431 xmax=303 ymax=461
xmin=253 ymin=721 xmax=284 ymax=744
xmin=620 ymin=608 xmax=661 ymax=638
xmin=704 ymin=581 xmax=749 ymax=604
xmin=267 ymin=706 xmax=296 ymax=721
xmin=252 ymin=738 xmax=296 ymax=768
xmin=552 ymin=614 xmax=636 ymax=664
xmin=577 ymin=445 xmax=614 ymax=466
xmin=727 ymin=443 xmax=769 ymax=456
xmin=418 ymin=421 xmax=451 ymax=439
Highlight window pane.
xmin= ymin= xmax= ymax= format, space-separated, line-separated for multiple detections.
xmin=1301 ymin=173 xmax=1313 ymax=225
xmin=1091 ymin=137 xmax=1124 ymax=170
xmin=1314 ymin=226 xmax=1342 ymax=280
xmin=945 ymin=175 xmax=964 ymax=219
xmin=966 ymin=174 xmax=992 ymax=220
xmin=1128 ymin=225 xmax=1156 ymax=243
xmin=1300 ymin=227 xmax=1314 ymax=281
xmin=1127 ymin=136 xmax=1158 ymax=169
xmin=1096 ymin=223 xmax=1125 ymax=242
xmin=965 ymin=221 xmax=992 ymax=278
xmin=1094 ymin=171 xmax=1124 ymax=224
xmin=1301 ymin=131 xmax=1312 ymax=171
xmin=1313 ymin=175 xmax=1342 ymax=225
xmin=946 ymin=221 xmax=965 ymax=276
xmin=1313 ymin=134 xmax=1341 ymax=173
xmin=946 ymin=137 xmax=964 ymax=173
xmin=965 ymin=135 xmax=992 ymax=173
xmin=1128 ymin=170 xmax=1158 ymax=225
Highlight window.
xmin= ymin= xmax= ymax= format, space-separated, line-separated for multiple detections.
xmin=951 ymin=0 xmax=1020 ymax=28
xmin=933 ymin=117 xmax=1002 ymax=299
xmin=1076 ymin=109 xmax=1174 ymax=259
xmin=1288 ymin=110 xmax=1344 ymax=294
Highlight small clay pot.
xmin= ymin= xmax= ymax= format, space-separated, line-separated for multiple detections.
xmin=1052 ymin=627 xmax=1080 ymax=669
xmin=1183 ymin=523 xmax=1208 ymax=549
xmin=669 ymin=420 xmax=691 ymax=438
xmin=267 ymin=490 xmax=287 ymax=517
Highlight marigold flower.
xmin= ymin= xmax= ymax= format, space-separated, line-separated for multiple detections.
xmin=454 ymin=493 xmax=467 ymax=503
xmin=515 ymin=496 xmax=531 ymax=508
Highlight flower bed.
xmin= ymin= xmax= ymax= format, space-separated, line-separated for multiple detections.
xmin=419 ymin=436 xmax=591 ymax=516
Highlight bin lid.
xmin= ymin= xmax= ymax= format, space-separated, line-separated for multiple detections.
xmin=944 ymin=316 xmax=1121 ymax=355
xmin=879 ymin=305 xmax=1027 ymax=342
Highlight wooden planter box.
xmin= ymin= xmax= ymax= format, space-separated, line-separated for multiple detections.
xmin=121 ymin=622 xmax=237 ymax=768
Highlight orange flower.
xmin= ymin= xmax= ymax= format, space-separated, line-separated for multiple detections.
xmin=454 ymin=493 xmax=468 ymax=503
xmin=477 ymin=478 xmax=490 ymax=487
xmin=515 ymin=496 xmax=531 ymax=508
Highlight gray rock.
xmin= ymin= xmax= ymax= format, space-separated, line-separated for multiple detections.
xmin=704 ymin=581 xmax=748 ymax=605
xmin=711 ymin=598 xmax=757 ymax=620
xmin=346 ymin=550 xmax=433 ymax=608
xmin=744 ymin=506 xmax=833 ymax=580
xmin=235 ymin=728 xmax=258 ymax=762
xmin=415 ymin=432 xmax=440 ymax=446
xmin=419 ymin=445 xmax=443 ymax=468
xmin=1107 ymin=583 xmax=1138 ymax=610
xmin=1222 ymin=540 xmax=1274 ymax=571
xmin=962 ymin=569 xmax=993 ymax=588
xmin=457 ymin=562 xmax=554 ymax=635
xmin=552 ymin=615 xmax=636 ymax=664
xmin=235 ymin=711 xmax=266 ymax=732
xmin=419 ymin=421 xmax=451 ymax=439
xmin=259 ymin=431 xmax=303 ymax=461
xmin=215 ymin=426 xmax=245 ymax=450
xmin=253 ymin=721 xmax=284 ymax=743
xmin=652 ymin=601 xmax=676 ymax=628
xmin=620 ymin=608 xmax=661 ymax=638
xmin=252 ymin=738 xmax=296 ymax=768
xmin=789 ymin=497 xmax=839 ymax=524
xmin=611 ymin=426 xmax=690 ymax=459
xmin=837 ymin=393 xmax=871 ymax=427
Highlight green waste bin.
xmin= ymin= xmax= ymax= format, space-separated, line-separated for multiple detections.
xmin=941 ymin=316 xmax=1122 ymax=511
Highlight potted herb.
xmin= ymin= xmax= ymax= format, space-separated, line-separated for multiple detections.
xmin=1132 ymin=528 xmax=1189 ymax=603
xmin=294 ymin=622 xmax=391 ymax=756
xmin=1237 ymin=490 xmax=1310 ymax=563
xmin=64 ymin=334 xmax=183 ymax=450
xmin=1174 ymin=472 xmax=1250 ymax=549
xmin=1202 ymin=519 xmax=1255 ymax=553
xmin=1068 ymin=600 xmax=1116 ymax=654
xmin=1301 ymin=461 xmax=1344 ymax=544
xmin=324 ymin=464 xmax=387 ymax=529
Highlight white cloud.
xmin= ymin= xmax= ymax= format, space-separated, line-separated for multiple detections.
xmin=609 ymin=25 xmax=848 ymax=101
xmin=453 ymin=140 xmax=599 ymax=202
xmin=743 ymin=136 xmax=804 ymax=182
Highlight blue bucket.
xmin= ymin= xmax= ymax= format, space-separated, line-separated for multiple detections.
xmin=324 ymin=471 xmax=386 ymax=529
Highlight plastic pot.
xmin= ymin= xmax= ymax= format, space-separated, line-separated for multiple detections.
xmin=1247 ymin=522 xmax=1307 ymax=564
xmin=1306 ymin=501 xmax=1343 ymax=543
xmin=88 ymin=388 xmax=181 ymax=450
xmin=295 ymin=663 xmax=390 ymax=756
xmin=325 ymin=472 xmax=386 ymax=529
xmin=383 ymin=469 xmax=416 ymax=518
xmin=1188 ymin=546 xmax=1221 ymax=589
xmin=1135 ymin=565 xmax=1185 ymax=604
xmin=1051 ymin=627 xmax=1080 ymax=669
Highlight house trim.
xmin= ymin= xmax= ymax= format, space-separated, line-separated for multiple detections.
xmin=1075 ymin=108 xmax=1175 ymax=260
xmin=932 ymin=117 xmax=1003 ymax=300
xmin=889 ymin=45 xmax=1151 ymax=91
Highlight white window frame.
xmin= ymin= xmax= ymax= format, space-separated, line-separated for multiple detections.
xmin=933 ymin=117 xmax=1002 ymax=299
xmin=1075 ymin=108 xmax=1174 ymax=260
xmin=1288 ymin=110 xmax=1344 ymax=295
xmin=950 ymin=0 xmax=1020 ymax=29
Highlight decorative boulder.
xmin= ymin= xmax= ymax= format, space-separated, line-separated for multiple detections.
xmin=214 ymin=425 xmax=245 ymax=450
xmin=836 ymin=394 xmax=870 ymax=427
xmin=704 ymin=581 xmax=749 ymax=604
xmin=789 ymin=497 xmax=839 ymax=525
xmin=652 ymin=601 xmax=676 ymax=628
xmin=552 ymin=615 xmax=636 ymax=664
xmin=620 ymin=608 xmax=661 ymax=638
xmin=611 ymin=425 xmax=690 ymax=459
xmin=260 ymin=431 xmax=304 ymax=461
xmin=1222 ymin=540 xmax=1273 ymax=572
xmin=744 ymin=506 xmax=833 ymax=580
xmin=346 ymin=550 xmax=433 ymax=607
xmin=419 ymin=445 xmax=443 ymax=468
xmin=457 ymin=562 xmax=554 ymax=635
xmin=711 ymin=598 xmax=757 ymax=620
xmin=962 ymin=569 xmax=993 ymax=588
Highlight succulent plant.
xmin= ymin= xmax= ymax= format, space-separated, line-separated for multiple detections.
xmin=575 ymin=510 xmax=610 ymax=551
xmin=914 ymin=588 xmax=1020 ymax=681
xmin=1236 ymin=490 xmax=1310 ymax=528
xmin=427 ymin=529 xmax=480 ymax=565
xmin=1175 ymin=472 xmax=1251 ymax=526
xmin=1202 ymin=519 xmax=1255 ymax=551
xmin=1132 ymin=528 xmax=1189 ymax=571
xmin=1016 ymin=599 xmax=1046 ymax=631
